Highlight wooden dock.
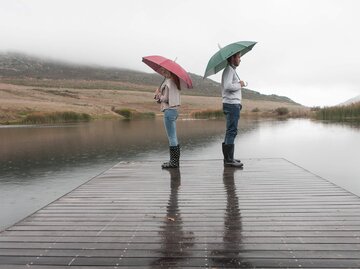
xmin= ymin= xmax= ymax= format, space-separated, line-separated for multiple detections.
xmin=0 ymin=158 xmax=360 ymax=268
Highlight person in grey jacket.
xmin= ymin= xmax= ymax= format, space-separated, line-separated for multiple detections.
xmin=221 ymin=52 xmax=245 ymax=168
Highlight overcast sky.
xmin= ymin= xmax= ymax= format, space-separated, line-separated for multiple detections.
xmin=1 ymin=0 xmax=359 ymax=106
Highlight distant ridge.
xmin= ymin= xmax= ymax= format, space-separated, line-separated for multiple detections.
xmin=0 ymin=52 xmax=299 ymax=105
xmin=339 ymin=94 xmax=360 ymax=106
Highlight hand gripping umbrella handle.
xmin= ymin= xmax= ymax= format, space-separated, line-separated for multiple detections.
xmin=235 ymin=71 xmax=248 ymax=87
xmin=154 ymin=78 xmax=166 ymax=103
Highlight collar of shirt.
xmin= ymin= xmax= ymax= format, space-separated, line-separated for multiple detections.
xmin=229 ymin=64 xmax=237 ymax=70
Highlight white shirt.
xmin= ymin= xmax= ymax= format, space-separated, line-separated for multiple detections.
xmin=221 ymin=64 xmax=242 ymax=104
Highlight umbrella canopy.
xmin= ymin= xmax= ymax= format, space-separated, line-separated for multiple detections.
xmin=204 ymin=41 xmax=257 ymax=78
xmin=142 ymin=55 xmax=193 ymax=89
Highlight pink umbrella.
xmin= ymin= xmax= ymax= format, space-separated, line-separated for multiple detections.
xmin=142 ymin=55 xmax=193 ymax=89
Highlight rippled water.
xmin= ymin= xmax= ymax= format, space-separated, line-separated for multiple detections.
xmin=1 ymin=118 xmax=359 ymax=230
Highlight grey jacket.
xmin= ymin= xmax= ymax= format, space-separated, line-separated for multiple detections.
xmin=158 ymin=78 xmax=180 ymax=111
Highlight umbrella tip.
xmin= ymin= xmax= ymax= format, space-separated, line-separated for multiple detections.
xmin=217 ymin=43 xmax=222 ymax=49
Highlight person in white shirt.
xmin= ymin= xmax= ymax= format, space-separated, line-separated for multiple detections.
xmin=154 ymin=68 xmax=181 ymax=169
xmin=221 ymin=52 xmax=245 ymax=168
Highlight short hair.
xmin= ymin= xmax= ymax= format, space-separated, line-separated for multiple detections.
xmin=171 ymin=72 xmax=181 ymax=90
xmin=227 ymin=52 xmax=241 ymax=63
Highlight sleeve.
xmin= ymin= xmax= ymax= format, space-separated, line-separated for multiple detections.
xmin=222 ymin=68 xmax=241 ymax=92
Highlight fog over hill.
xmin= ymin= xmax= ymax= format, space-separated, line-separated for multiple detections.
xmin=0 ymin=52 xmax=299 ymax=105
xmin=339 ymin=95 xmax=360 ymax=106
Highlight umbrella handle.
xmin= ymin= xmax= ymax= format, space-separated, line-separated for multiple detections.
xmin=234 ymin=72 xmax=248 ymax=87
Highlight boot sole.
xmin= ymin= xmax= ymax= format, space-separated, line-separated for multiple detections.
xmin=224 ymin=163 xmax=244 ymax=168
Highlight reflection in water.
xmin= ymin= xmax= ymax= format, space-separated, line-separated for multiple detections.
xmin=210 ymin=168 xmax=251 ymax=268
xmin=320 ymin=120 xmax=360 ymax=130
xmin=151 ymin=169 xmax=194 ymax=267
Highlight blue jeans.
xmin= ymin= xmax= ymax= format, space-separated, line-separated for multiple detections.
xmin=163 ymin=109 xmax=178 ymax=146
xmin=223 ymin=103 xmax=242 ymax=145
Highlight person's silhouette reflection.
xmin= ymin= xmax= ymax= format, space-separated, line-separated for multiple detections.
xmin=210 ymin=167 xmax=251 ymax=268
xmin=151 ymin=168 xmax=194 ymax=267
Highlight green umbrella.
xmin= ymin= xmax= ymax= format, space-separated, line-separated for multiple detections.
xmin=204 ymin=41 xmax=257 ymax=78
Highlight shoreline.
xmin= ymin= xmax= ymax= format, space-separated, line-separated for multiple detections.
xmin=0 ymin=112 xmax=314 ymax=126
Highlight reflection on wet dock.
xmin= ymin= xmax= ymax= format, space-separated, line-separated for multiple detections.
xmin=1 ymin=159 xmax=360 ymax=268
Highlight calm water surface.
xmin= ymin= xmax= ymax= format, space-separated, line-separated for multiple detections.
xmin=0 ymin=118 xmax=359 ymax=230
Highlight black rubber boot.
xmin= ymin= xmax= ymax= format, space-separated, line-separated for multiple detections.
xmin=222 ymin=143 xmax=243 ymax=168
xmin=162 ymin=145 xmax=180 ymax=169
xmin=229 ymin=143 xmax=243 ymax=165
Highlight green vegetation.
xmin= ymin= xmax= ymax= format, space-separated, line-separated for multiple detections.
xmin=310 ymin=106 xmax=321 ymax=112
xmin=190 ymin=109 xmax=224 ymax=119
xmin=113 ymin=108 xmax=155 ymax=120
xmin=22 ymin=112 xmax=91 ymax=124
xmin=252 ymin=107 xmax=260 ymax=112
xmin=32 ymin=88 xmax=80 ymax=99
xmin=275 ymin=107 xmax=289 ymax=116
xmin=317 ymin=102 xmax=360 ymax=121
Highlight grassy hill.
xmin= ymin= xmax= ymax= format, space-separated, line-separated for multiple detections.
xmin=0 ymin=52 xmax=299 ymax=104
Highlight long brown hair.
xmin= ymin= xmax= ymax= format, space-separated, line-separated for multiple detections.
xmin=171 ymin=72 xmax=181 ymax=90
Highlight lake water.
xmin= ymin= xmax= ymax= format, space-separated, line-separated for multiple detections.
xmin=1 ymin=118 xmax=359 ymax=230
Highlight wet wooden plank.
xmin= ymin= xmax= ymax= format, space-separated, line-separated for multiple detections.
xmin=0 ymin=242 xmax=359 ymax=251
xmin=1 ymin=158 xmax=360 ymax=268
xmin=1 ymin=249 xmax=360 ymax=259
xmin=1 ymin=236 xmax=360 ymax=244
xmin=6 ymin=225 xmax=360 ymax=232
xmin=0 ymin=256 xmax=359 ymax=268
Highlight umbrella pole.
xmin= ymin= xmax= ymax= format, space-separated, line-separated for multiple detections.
xmin=235 ymin=71 xmax=241 ymax=81
xmin=158 ymin=77 xmax=166 ymax=90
